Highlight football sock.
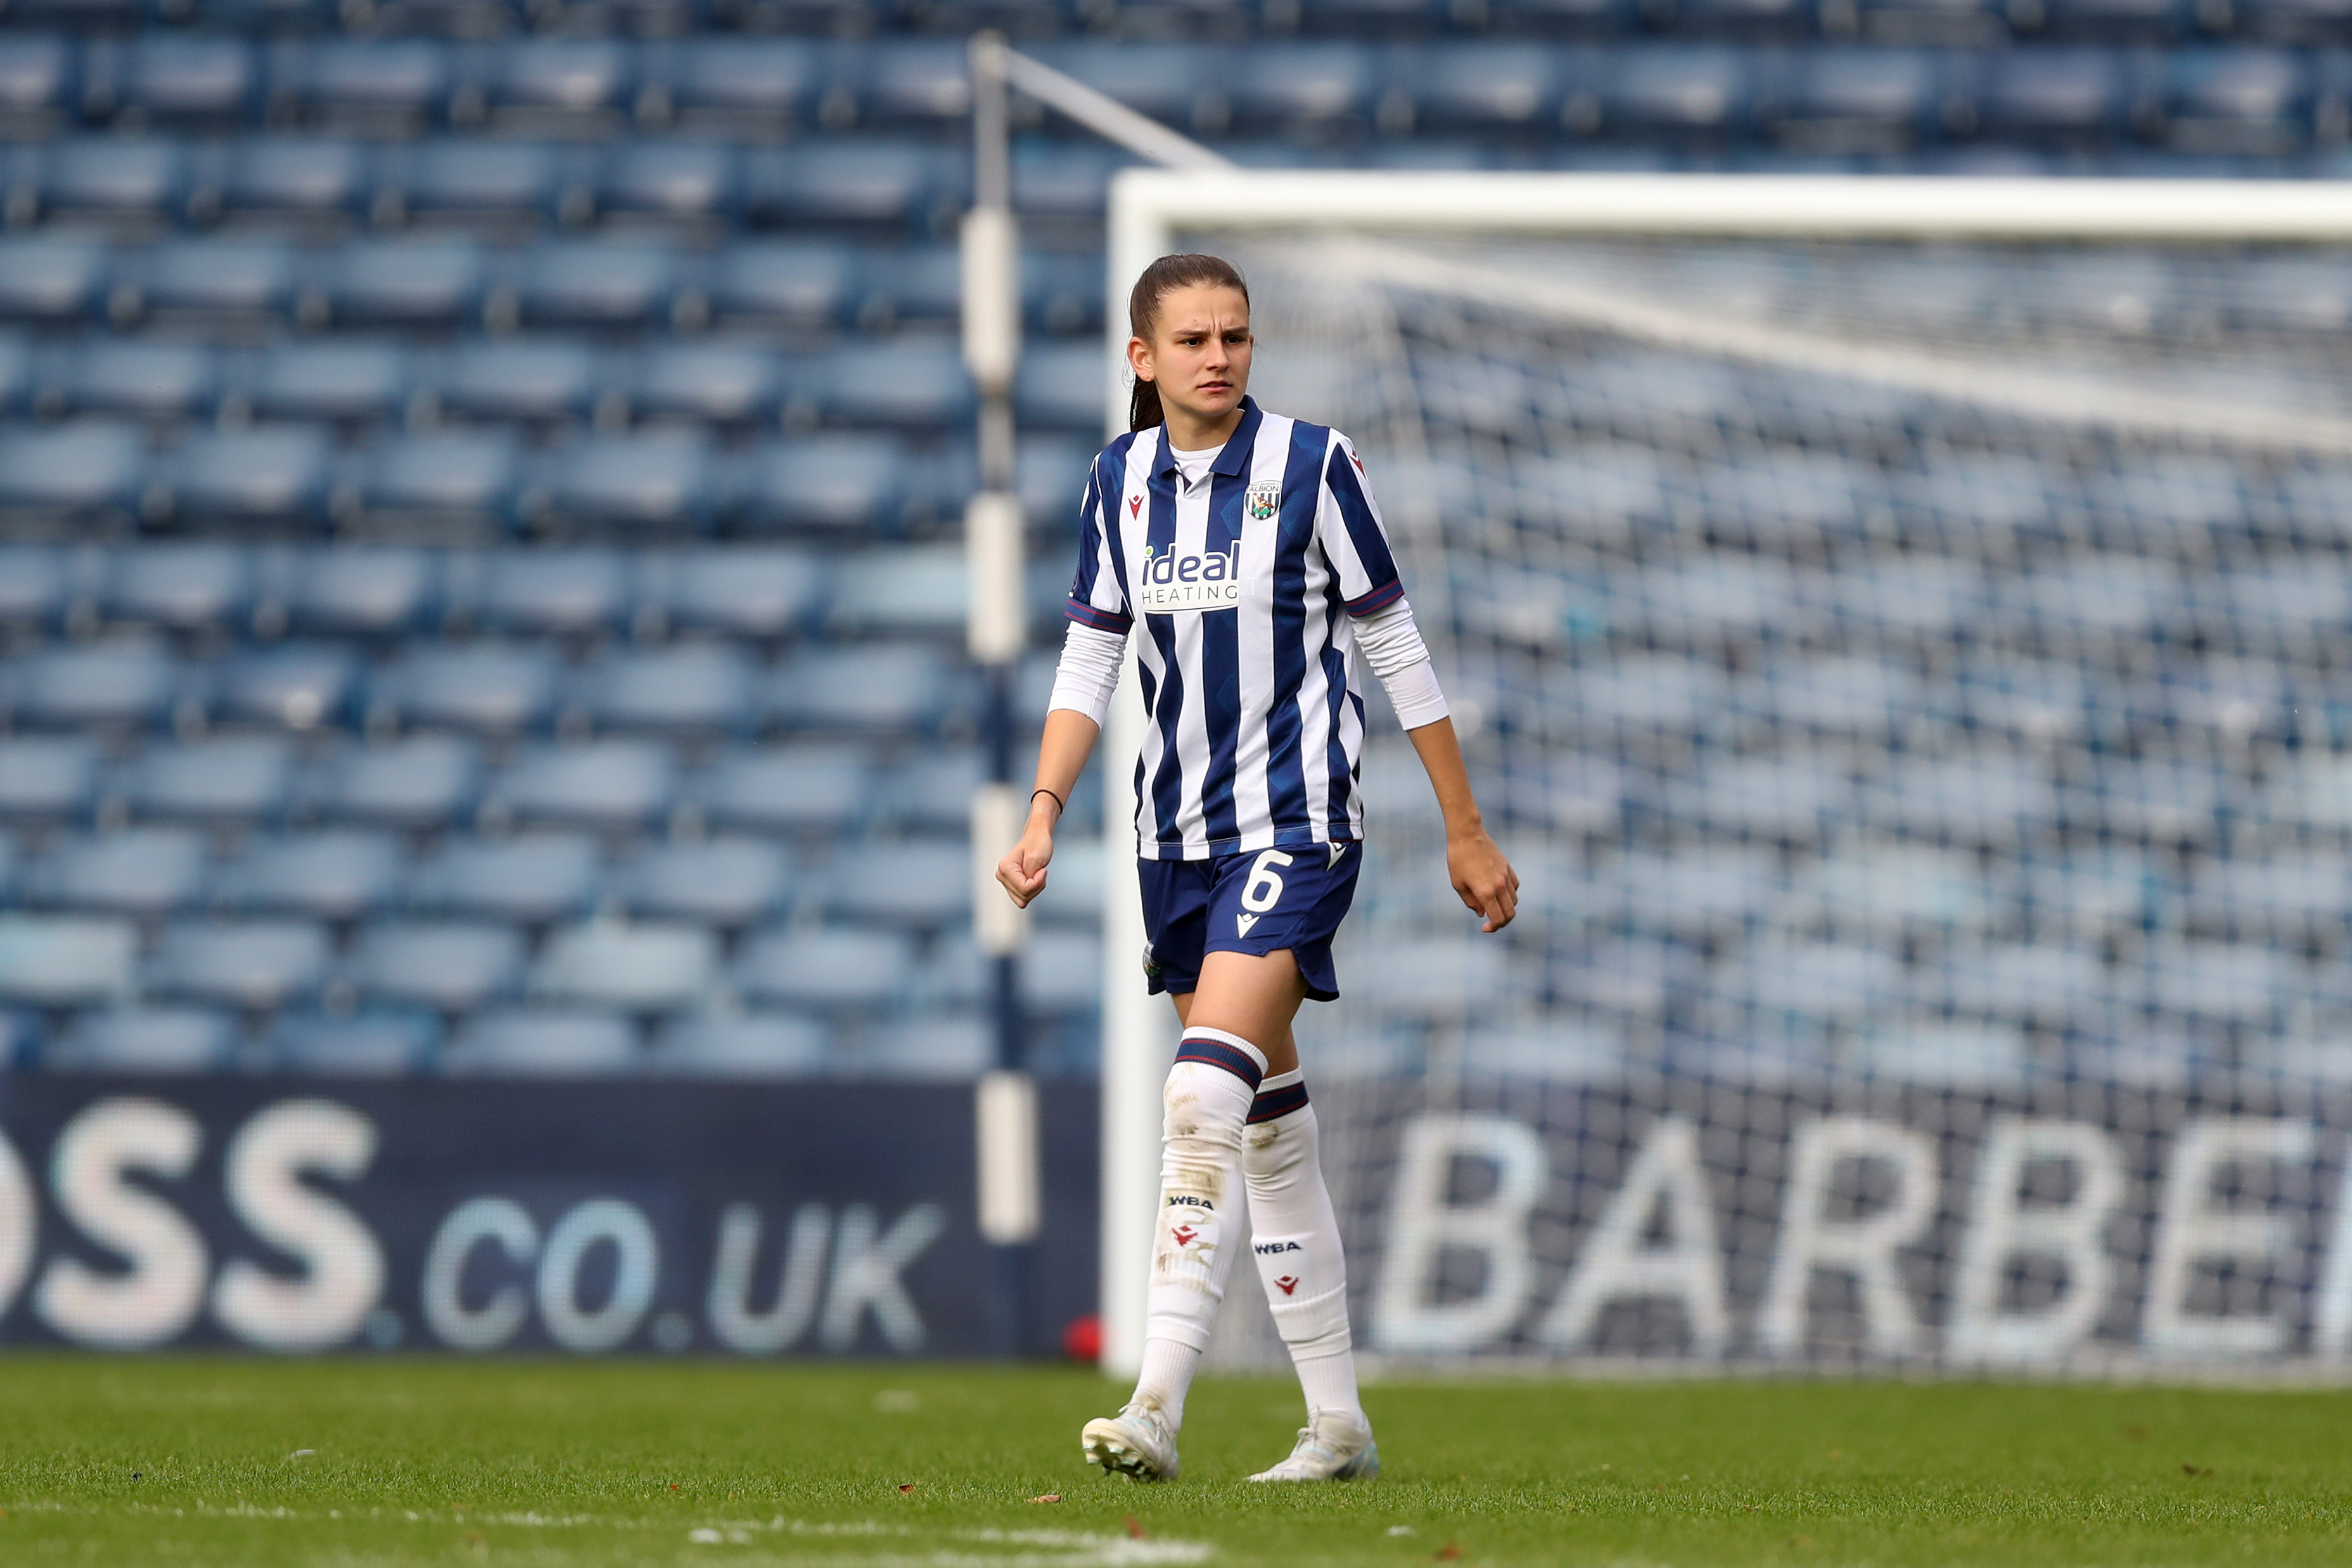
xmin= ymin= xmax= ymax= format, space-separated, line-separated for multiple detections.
xmin=1241 ymin=1070 xmax=1365 ymax=1423
xmin=1131 ymin=1027 xmax=1266 ymax=1432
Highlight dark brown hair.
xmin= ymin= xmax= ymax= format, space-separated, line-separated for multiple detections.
xmin=1127 ymin=253 xmax=1250 ymax=433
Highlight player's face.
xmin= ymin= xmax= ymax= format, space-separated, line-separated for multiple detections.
xmin=1134 ymin=285 xmax=1253 ymax=426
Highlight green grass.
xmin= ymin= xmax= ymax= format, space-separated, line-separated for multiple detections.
xmin=1 ymin=1358 xmax=2348 ymax=1567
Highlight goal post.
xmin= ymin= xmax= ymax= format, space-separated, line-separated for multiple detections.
xmin=1097 ymin=170 xmax=2352 ymax=1379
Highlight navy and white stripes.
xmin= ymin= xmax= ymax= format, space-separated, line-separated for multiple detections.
xmin=1174 ymin=1027 xmax=1266 ymax=1090
xmin=1066 ymin=397 xmax=1405 ymax=863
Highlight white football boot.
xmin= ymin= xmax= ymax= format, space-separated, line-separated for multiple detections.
xmin=1247 ymin=1410 xmax=1380 ymax=1482
xmin=1080 ymin=1403 xmax=1179 ymax=1481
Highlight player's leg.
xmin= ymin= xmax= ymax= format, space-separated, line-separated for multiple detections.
xmin=1203 ymin=851 xmax=1377 ymax=1481
xmin=1087 ymin=948 xmax=1308 ymax=1480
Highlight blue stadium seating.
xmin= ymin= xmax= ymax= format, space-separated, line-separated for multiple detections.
xmin=0 ymin=913 xmax=135 ymax=1005
xmin=0 ymin=238 xmax=106 ymax=321
xmin=165 ymin=427 xmax=334 ymax=525
xmin=583 ymin=644 xmax=755 ymax=734
xmin=124 ymin=737 xmax=296 ymax=824
xmin=32 ymin=827 xmax=210 ymax=915
xmin=494 ymin=740 xmax=678 ymax=829
xmin=349 ymin=919 xmax=526 ymax=1012
xmin=288 ymin=547 xmax=438 ymax=636
xmin=539 ymin=431 xmax=720 ymax=531
xmin=325 ymin=238 xmax=487 ymax=326
xmin=37 ymin=137 xmax=188 ymax=219
xmin=735 ymin=924 xmax=915 ymax=1011
xmin=221 ymin=138 xmax=380 ymax=224
xmin=273 ymin=1009 xmax=438 ymax=1074
xmin=657 ymin=1010 xmax=826 ymax=1076
xmin=146 ymin=918 xmax=331 ymax=1010
xmin=379 ymin=642 xmax=559 ymax=733
xmin=357 ymin=431 xmax=523 ymax=522
xmin=412 ymin=832 xmax=600 ymax=922
xmin=50 ymin=1006 xmax=236 ymax=1072
xmin=440 ymin=1007 xmax=642 ymax=1074
xmin=11 ymin=640 xmax=178 ymax=730
xmin=224 ymin=831 xmax=405 ymax=922
xmin=655 ymin=547 xmax=824 ymax=638
xmin=623 ymin=836 xmax=791 ymax=926
xmin=696 ymin=743 xmax=870 ymax=834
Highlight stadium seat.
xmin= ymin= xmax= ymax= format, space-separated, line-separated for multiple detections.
xmin=816 ymin=341 xmax=974 ymax=430
xmin=537 ymin=432 xmax=719 ymax=533
xmin=767 ymin=644 xmax=949 ymax=734
xmin=0 ymin=914 xmax=136 ymax=1005
xmin=708 ymin=240 xmax=855 ymax=326
xmin=276 ymin=38 xmax=452 ymax=127
xmin=1006 ymin=146 xmax=1129 ymax=222
xmin=656 ymin=1011 xmax=828 ymax=1078
xmin=388 ymin=139 xmax=567 ymax=222
xmin=582 ymin=644 xmax=754 ymax=735
xmin=655 ymin=547 xmax=822 ymax=639
xmin=1657 ymin=756 xmax=1857 ymax=845
xmin=0 ymin=416 xmax=143 ymax=514
xmin=159 ymin=427 xmax=333 ymax=526
xmin=1220 ymin=43 xmax=1376 ymax=134
xmin=1716 ymin=938 xmax=1904 ymax=1030
xmin=56 ymin=340 xmax=216 ymax=421
xmin=622 ymin=836 xmax=791 ymax=927
xmin=660 ymin=37 xmax=817 ymax=130
xmin=734 ymin=924 xmax=914 ymax=1010
xmin=1772 ymin=48 xmax=1950 ymax=148
xmin=2156 ymin=50 xmax=2310 ymax=154
xmin=2037 ymin=0 xmax=2195 ymax=36
xmin=1862 ymin=753 xmax=2057 ymax=848
xmin=103 ymin=542 xmax=250 ymax=630
xmin=378 ymin=642 xmax=559 ymax=734
xmin=310 ymin=736 xmax=480 ymax=828
xmin=1916 ymin=940 xmax=2114 ymax=1027
xmin=323 ymin=238 xmax=487 ymax=327
xmin=223 ymin=831 xmax=404 ymax=922
xmin=632 ymin=343 xmax=781 ymax=426
xmin=356 ymin=431 xmax=523 ymax=523
xmin=887 ymin=747 xmax=978 ymax=834
xmin=272 ymin=1009 xmax=438 ymax=1075
xmin=1548 ymin=655 xmax=1730 ymax=751
xmin=146 ymin=919 xmax=332 ymax=1010
xmin=480 ymin=37 xmax=636 ymax=126
xmin=2061 ymin=758 xmax=2232 ymax=848
xmin=1409 ymin=43 xmax=1562 ymax=132
xmin=32 ymin=827 xmax=210 ymax=916
xmin=2183 ymin=855 xmax=2352 ymax=945
xmin=857 ymin=1016 xmax=990 ymax=1079
xmin=440 ymin=1007 xmax=643 ymax=1076
xmin=1346 ymin=937 xmax=1514 ymax=1019
xmin=0 ymin=35 xmax=75 ymax=129
xmin=411 ymin=832 xmax=600 ymax=923
xmin=0 ymin=544 xmax=64 ymax=627
xmin=1593 ymin=48 xmax=1754 ymax=139
xmin=513 ymin=242 xmax=680 ymax=329
xmin=244 ymin=342 xmax=409 ymax=424
xmin=124 ymin=737 xmax=295 ymax=825
xmin=743 ymin=141 xmax=937 ymax=228
xmin=1026 ymin=42 xmax=1204 ymax=131
xmin=2231 ymin=0 xmax=2352 ymax=39
xmin=531 ymin=918 xmax=717 ymax=1010
xmin=348 ymin=919 xmax=525 ymax=1012
xmin=696 ymin=743 xmax=870 ymax=835
xmin=822 ymin=836 xmax=968 ymax=928
xmin=860 ymin=40 xmax=972 ymax=126
xmin=492 ymin=741 xmax=677 ymax=829
xmin=1969 ymin=48 xmax=2130 ymax=143
xmin=736 ymin=435 xmax=907 ymax=533
xmin=9 ymin=639 xmax=177 ymax=730
xmin=36 ymin=137 xmax=189 ymax=220
xmin=1739 ymin=655 xmax=1923 ymax=743
xmin=1016 ymin=929 xmax=1102 ymax=1018
xmin=1788 ymin=843 xmax=2000 ymax=939
xmin=0 ymin=238 xmax=108 ymax=322
xmin=826 ymin=546 xmax=964 ymax=638
xmin=101 ymin=35 xmax=260 ymax=122
xmin=1602 ymin=847 xmax=1786 ymax=938
xmin=467 ymin=548 xmax=631 ymax=636
xmin=435 ymin=339 xmax=600 ymax=424
xmin=0 ymin=737 xmax=101 ymax=822
xmin=288 ymin=546 xmax=438 ymax=636
xmin=49 ymin=1007 xmax=236 ymax=1073
xmin=1014 ymin=343 xmax=1106 ymax=433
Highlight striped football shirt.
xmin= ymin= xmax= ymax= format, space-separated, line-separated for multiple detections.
xmin=1066 ymin=397 xmax=1406 ymax=862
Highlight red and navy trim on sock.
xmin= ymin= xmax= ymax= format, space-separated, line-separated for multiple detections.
xmin=1247 ymin=1079 xmax=1309 ymax=1124
xmin=1175 ymin=1033 xmax=1264 ymax=1090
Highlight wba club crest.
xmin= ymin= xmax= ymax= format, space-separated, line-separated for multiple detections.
xmin=1244 ymin=481 xmax=1280 ymax=521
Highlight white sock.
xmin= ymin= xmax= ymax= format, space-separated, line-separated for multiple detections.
xmin=1130 ymin=1337 xmax=1202 ymax=1431
xmin=1242 ymin=1071 xmax=1364 ymax=1424
xmin=1130 ymin=1026 xmax=1266 ymax=1432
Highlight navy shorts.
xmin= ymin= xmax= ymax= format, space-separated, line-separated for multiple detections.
xmin=1138 ymin=841 xmax=1362 ymax=1003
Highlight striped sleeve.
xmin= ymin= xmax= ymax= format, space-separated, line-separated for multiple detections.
xmin=1066 ymin=456 xmax=1133 ymax=634
xmin=1316 ymin=433 xmax=1405 ymax=617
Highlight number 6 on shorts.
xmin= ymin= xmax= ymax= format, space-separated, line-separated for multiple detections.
xmin=1241 ymin=850 xmax=1293 ymax=913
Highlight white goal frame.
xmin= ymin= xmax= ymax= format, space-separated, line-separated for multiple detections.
xmin=1093 ymin=170 xmax=2352 ymax=1377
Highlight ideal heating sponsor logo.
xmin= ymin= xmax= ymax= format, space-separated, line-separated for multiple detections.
xmin=1135 ymin=542 xmax=1241 ymax=615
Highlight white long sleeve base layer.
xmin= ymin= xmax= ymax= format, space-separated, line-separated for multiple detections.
xmin=1047 ymin=597 xmax=1448 ymax=731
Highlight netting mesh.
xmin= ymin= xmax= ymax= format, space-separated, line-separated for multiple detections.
xmin=1160 ymin=226 xmax=2352 ymax=1371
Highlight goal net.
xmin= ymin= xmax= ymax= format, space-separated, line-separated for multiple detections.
xmin=1097 ymin=172 xmax=2352 ymax=1377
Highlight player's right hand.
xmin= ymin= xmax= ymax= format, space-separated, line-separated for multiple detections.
xmin=997 ymin=828 xmax=1054 ymax=908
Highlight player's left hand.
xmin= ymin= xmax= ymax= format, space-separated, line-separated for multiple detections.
xmin=1449 ymin=829 xmax=1518 ymax=933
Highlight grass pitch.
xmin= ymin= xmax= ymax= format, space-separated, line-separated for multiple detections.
xmin=0 ymin=1357 xmax=2348 ymax=1567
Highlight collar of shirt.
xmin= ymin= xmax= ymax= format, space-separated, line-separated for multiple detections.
xmin=1149 ymin=396 xmax=1264 ymax=483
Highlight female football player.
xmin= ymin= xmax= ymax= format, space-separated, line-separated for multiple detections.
xmin=997 ymin=253 xmax=1517 ymax=1483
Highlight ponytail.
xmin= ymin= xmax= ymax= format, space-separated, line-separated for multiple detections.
xmin=1126 ymin=253 xmax=1249 ymax=434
